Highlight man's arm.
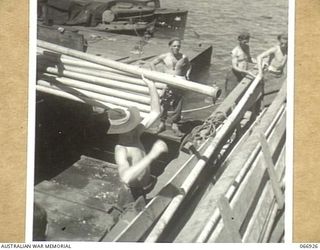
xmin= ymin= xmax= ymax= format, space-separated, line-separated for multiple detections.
xmin=140 ymin=75 xmax=161 ymax=129
xmin=149 ymin=54 xmax=165 ymax=71
xmin=115 ymin=141 xmax=168 ymax=186
xmin=257 ymin=46 xmax=277 ymax=75
xmin=184 ymin=56 xmax=192 ymax=80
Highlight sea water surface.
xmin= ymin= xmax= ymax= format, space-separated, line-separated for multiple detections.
xmin=156 ymin=0 xmax=289 ymax=118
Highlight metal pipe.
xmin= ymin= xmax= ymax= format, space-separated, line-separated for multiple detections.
xmin=37 ymin=80 xmax=151 ymax=112
xmin=37 ymin=48 xmax=137 ymax=77
xmin=39 ymin=74 xmax=151 ymax=104
xmin=61 ymin=65 xmax=166 ymax=89
xmin=36 ymin=85 xmax=148 ymax=118
xmin=42 ymin=67 xmax=160 ymax=95
xmin=38 ymin=40 xmax=222 ymax=98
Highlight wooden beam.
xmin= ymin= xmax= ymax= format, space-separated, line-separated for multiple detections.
xmin=260 ymin=133 xmax=284 ymax=209
xmin=217 ymin=196 xmax=242 ymax=243
xmin=176 ymin=81 xmax=286 ymax=243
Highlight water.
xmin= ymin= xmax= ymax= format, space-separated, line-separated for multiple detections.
xmin=156 ymin=0 xmax=288 ymax=115
xmin=160 ymin=0 xmax=288 ymax=81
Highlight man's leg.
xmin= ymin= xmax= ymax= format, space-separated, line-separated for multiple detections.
xmin=156 ymin=103 xmax=168 ymax=133
xmin=171 ymin=97 xmax=183 ymax=136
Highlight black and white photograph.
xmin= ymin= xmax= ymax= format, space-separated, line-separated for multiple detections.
xmin=30 ymin=0 xmax=292 ymax=243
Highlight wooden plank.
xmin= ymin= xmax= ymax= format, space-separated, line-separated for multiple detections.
xmin=227 ymin=113 xmax=285 ymax=232
xmin=45 ymin=211 xmax=105 ymax=242
xmin=173 ymin=109 xmax=268 ymax=243
xmin=260 ymin=133 xmax=285 ymax=209
xmin=275 ymin=145 xmax=286 ymax=182
xmin=172 ymin=108 xmax=265 ymax=241
xmin=207 ymin=220 xmax=231 ymax=243
xmin=261 ymin=148 xmax=286 ymax=242
xmin=260 ymin=200 xmax=279 ymax=242
xmin=38 ymin=24 xmax=86 ymax=52
xmin=242 ymin=182 xmax=275 ymax=242
xmin=104 ymin=194 xmax=175 ymax=241
xmin=53 ymin=172 xmax=120 ymax=202
xmin=175 ymin=82 xmax=286 ymax=242
xmin=35 ymin=180 xmax=114 ymax=213
xmin=217 ymin=196 xmax=242 ymax=243
xmin=147 ymin=150 xmax=197 ymax=199
xmin=268 ymin=209 xmax=284 ymax=243
xmin=53 ymin=156 xmax=121 ymax=188
xmin=242 ymin=147 xmax=286 ymax=242
xmin=208 ymin=144 xmax=282 ymax=243
xmin=35 ymin=191 xmax=114 ymax=241
xmin=52 ymin=156 xmax=122 ymax=202
xmin=101 ymin=208 xmax=140 ymax=242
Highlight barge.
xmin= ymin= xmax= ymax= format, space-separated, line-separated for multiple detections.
xmin=34 ymin=21 xmax=286 ymax=241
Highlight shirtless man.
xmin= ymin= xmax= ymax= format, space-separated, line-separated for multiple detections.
xmin=225 ymin=32 xmax=256 ymax=96
xmin=257 ymin=33 xmax=288 ymax=76
xmin=110 ymin=75 xmax=168 ymax=209
xmin=256 ymin=33 xmax=288 ymax=106
xmin=150 ymin=38 xmax=191 ymax=136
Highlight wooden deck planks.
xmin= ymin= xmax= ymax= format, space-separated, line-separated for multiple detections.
xmin=268 ymin=209 xmax=284 ymax=243
xmin=206 ymin=115 xmax=285 ymax=243
xmin=174 ymin=81 xmax=286 ymax=242
xmin=45 ymin=211 xmax=106 ymax=241
xmin=230 ymin=113 xmax=285 ymax=229
xmin=51 ymin=155 xmax=122 ymax=204
xmin=34 ymin=155 xmax=123 ymax=241
xmin=35 ymin=180 xmax=114 ymax=213
xmin=35 ymin=191 xmax=114 ymax=241
xmin=243 ymin=147 xmax=286 ymax=242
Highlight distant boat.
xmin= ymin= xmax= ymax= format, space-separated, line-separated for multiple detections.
xmin=94 ymin=20 xmax=156 ymax=36
xmin=38 ymin=0 xmax=156 ymax=26
xmin=38 ymin=0 xmax=187 ymax=36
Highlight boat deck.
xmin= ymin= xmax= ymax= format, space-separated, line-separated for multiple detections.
xmin=38 ymin=23 xmax=212 ymax=72
xmin=34 ymin=155 xmax=120 ymax=241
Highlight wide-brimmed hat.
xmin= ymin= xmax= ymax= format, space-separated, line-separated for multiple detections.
xmin=107 ymin=107 xmax=142 ymax=134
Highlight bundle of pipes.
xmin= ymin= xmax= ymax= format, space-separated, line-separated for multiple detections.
xmin=36 ymin=40 xmax=221 ymax=116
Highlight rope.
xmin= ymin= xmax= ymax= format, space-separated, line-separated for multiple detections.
xmin=181 ymin=111 xmax=227 ymax=152
xmin=181 ymin=104 xmax=215 ymax=113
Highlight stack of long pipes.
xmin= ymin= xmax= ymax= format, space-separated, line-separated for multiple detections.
xmin=36 ymin=40 xmax=221 ymax=118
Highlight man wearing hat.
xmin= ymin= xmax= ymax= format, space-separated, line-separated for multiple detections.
xmin=225 ymin=32 xmax=256 ymax=96
xmin=108 ymin=75 xmax=168 ymax=210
